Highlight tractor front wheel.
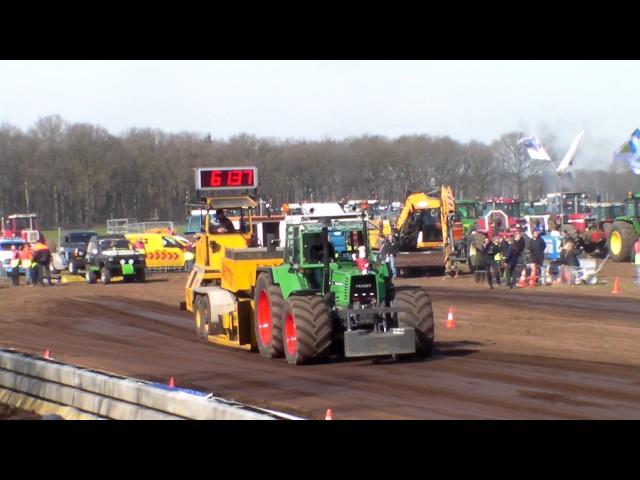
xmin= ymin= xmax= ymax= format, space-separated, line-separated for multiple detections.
xmin=282 ymin=296 xmax=332 ymax=366
xmin=608 ymin=221 xmax=636 ymax=262
xmin=253 ymin=273 xmax=284 ymax=359
xmin=392 ymin=288 xmax=435 ymax=357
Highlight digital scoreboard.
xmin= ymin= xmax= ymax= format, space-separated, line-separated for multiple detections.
xmin=195 ymin=167 xmax=258 ymax=191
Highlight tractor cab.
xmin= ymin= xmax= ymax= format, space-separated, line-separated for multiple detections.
xmin=476 ymin=198 xmax=526 ymax=240
xmin=1 ymin=213 xmax=41 ymax=242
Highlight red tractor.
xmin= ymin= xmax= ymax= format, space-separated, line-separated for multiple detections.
xmin=540 ymin=193 xmax=605 ymax=254
xmin=1 ymin=213 xmax=41 ymax=243
xmin=473 ymin=197 xmax=527 ymax=240
xmin=465 ymin=197 xmax=527 ymax=272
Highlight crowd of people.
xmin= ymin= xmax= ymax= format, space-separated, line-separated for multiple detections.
xmin=478 ymin=228 xmax=583 ymax=289
xmin=6 ymin=236 xmax=52 ymax=287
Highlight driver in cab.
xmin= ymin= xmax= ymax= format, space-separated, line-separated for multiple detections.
xmin=209 ymin=209 xmax=236 ymax=233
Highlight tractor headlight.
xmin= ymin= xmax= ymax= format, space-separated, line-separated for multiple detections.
xmin=128 ymin=259 xmax=134 ymax=264
xmin=119 ymin=259 xmax=125 ymax=265
xmin=108 ymin=257 xmax=114 ymax=262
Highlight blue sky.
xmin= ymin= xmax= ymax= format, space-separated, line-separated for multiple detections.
xmin=1 ymin=60 xmax=638 ymax=169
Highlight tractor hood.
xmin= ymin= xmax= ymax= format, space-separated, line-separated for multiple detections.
xmin=329 ymin=262 xmax=386 ymax=307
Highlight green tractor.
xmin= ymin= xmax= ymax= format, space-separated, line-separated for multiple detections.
xmin=455 ymin=199 xmax=481 ymax=237
xmin=607 ymin=192 xmax=640 ymax=262
xmin=255 ymin=213 xmax=435 ymax=365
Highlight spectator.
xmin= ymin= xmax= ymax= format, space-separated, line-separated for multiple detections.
xmin=9 ymin=245 xmax=20 ymax=286
xmin=19 ymin=244 xmax=33 ymax=285
xmin=505 ymin=231 xmax=525 ymax=289
xmin=528 ymin=230 xmax=547 ymax=283
xmin=482 ymin=236 xmax=501 ymax=289
xmin=31 ymin=238 xmax=51 ymax=287
xmin=379 ymin=234 xmax=397 ymax=278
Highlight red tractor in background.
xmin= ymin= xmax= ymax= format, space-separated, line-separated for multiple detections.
xmin=540 ymin=192 xmax=606 ymax=255
xmin=473 ymin=197 xmax=527 ymax=240
xmin=1 ymin=213 xmax=42 ymax=243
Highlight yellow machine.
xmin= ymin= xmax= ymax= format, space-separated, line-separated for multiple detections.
xmin=394 ymin=186 xmax=461 ymax=275
xmin=124 ymin=232 xmax=186 ymax=269
xmin=182 ymin=166 xmax=284 ymax=350
xmin=343 ymin=200 xmax=392 ymax=249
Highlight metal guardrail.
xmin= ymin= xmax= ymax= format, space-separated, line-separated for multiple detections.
xmin=0 ymin=349 xmax=302 ymax=420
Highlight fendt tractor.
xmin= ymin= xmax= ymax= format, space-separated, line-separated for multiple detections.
xmin=394 ymin=186 xmax=465 ymax=276
xmin=183 ymin=166 xmax=435 ymax=365
xmin=607 ymin=192 xmax=640 ymax=262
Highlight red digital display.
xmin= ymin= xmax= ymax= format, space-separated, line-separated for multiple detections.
xmin=196 ymin=167 xmax=257 ymax=190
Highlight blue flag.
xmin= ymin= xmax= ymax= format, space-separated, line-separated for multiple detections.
xmin=612 ymin=129 xmax=640 ymax=174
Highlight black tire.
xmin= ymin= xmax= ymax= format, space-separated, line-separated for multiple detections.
xmin=194 ymin=294 xmax=210 ymax=341
xmin=136 ymin=268 xmax=146 ymax=283
xmin=607 ymin=221 xmax=637 ymax=262
xmin=392 ymin=288 xmax=435 ymax=357
xmin=100 ymin=267 xmax=111 ymax=285
xmin=85 ymin=269 xmax=97 ymax=284
xmin=282 ymin=296 xmax=332 ymax=366
xmin=253 ymin=273 xmax=284 ymax=359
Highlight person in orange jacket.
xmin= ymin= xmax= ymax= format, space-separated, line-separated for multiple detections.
xmin=19 ymin=244 xmax=33 ymax=285
xmin=31 ymin=237 xmax=51 ymax=287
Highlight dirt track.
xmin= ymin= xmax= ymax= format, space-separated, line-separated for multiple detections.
xmin=1 ymin=261 xmax=639 ymax=419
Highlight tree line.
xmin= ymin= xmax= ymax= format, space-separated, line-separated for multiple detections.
xmin=0 ymin=115 xmax=638 ymax=228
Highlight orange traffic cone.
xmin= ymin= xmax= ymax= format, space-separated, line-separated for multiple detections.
xmin=528 ymin=265 xmax=538 ymax=288
xmin=168 ymin=377 xmax=176 ymax=388
xmin=43 ymin=349 xmax=52 ymax=359
xmin=445 ymin=308 xmax=457 ymax=329
xmin=517 ymin=268 xmax=527 ymax=288
xmin=611 ymin=277 xmax=621 ymax=294
xmin=325 ymin=409 xmax=334 ymax=420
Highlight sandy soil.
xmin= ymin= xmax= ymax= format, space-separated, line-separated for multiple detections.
xmin=0 ymin=260 xmax=639 ymax=419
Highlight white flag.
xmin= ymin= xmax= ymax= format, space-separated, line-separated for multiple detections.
xmin=518 ymin=135 xmax=551 ymax=161
xmin=612 ymin=128 xmax=640 ymax=175
xmin=555 ymin=130 xmax=584 ymax=175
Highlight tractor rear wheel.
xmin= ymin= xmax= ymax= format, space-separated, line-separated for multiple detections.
xmin=253 ymin=273 xmax=284 ymax=359
xmin=282 ymin=296 xmax=332 ymax=366
xmin=608 ymin=221 xmax=636 ymax=262
xmin=392 ymin=288 xmax=435 ymax=357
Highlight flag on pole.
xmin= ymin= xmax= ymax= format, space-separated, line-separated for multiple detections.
xmin=612 ymin=129 xmax=640 ymax=174
xmin=555 ymin=130 xmax=584 ymax=175
xmin=518 ymin=135 xmax=552 ymax=161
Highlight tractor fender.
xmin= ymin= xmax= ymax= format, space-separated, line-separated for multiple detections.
xmin=194 ymin=286 xmax=237 ymax=316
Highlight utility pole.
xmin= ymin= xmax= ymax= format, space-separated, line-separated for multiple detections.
xmin=24 ymin=180 xmax=30 ymax=211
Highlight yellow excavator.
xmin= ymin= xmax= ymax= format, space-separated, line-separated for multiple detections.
xmin=393 ymin=186 xmax=464 ymax=276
